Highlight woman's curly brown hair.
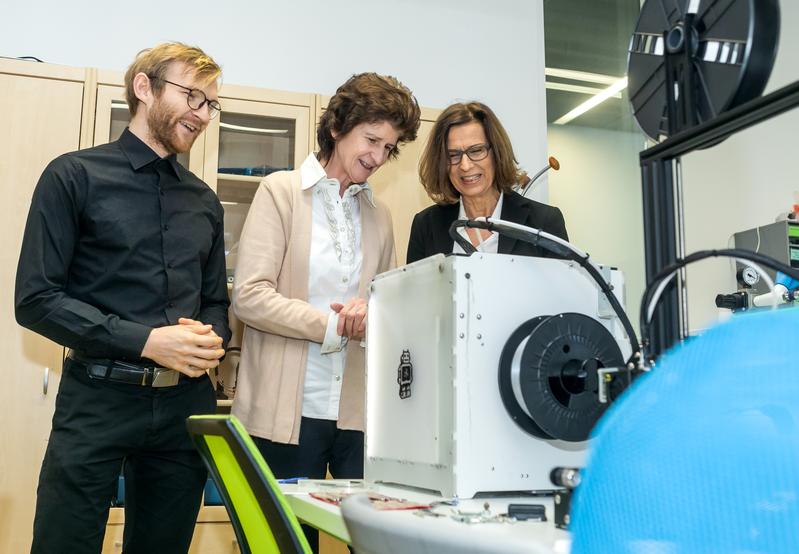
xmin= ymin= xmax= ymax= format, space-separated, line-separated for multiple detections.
xmin=317 ymin=73 xmax=421 ymax=162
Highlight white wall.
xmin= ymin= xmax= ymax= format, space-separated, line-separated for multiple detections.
xmin=1 ymin=0 xmax=550 ymax=198
xmin=681 ymin=2 xmax=799 ymax=331
xmin=548 ymin=125 xmax=647 ymax=333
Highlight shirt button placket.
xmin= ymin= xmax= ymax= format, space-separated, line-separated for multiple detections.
xmin=157 ymin=165 xmax=176 ymax=321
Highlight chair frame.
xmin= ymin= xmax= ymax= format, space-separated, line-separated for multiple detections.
xmin=186 ymin=415 xmax=311 ymax=554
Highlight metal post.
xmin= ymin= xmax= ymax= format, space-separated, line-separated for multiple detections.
xmin=641 ymin=157 xmax=680 ymax=358
xmin=639 ymin=80 xmax=799 ymax=358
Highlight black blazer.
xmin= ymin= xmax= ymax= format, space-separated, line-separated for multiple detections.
xmin=406 ymin=191 xmax=569 ymax=264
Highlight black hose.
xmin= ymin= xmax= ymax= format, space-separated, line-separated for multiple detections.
xmin=639 ymin=248 xmax=799 ymax=360
xmin=447 ymin=218 xmax=640 ymax=362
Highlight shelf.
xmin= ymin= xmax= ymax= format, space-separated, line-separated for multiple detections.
xmin=217 ymin=179 xmax=260 ymax=206
xmin=217 ymin=173 xmax=264 ymax=184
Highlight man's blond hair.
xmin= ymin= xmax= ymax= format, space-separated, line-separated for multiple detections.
xmin=124 ymin=42 xmax=221 ymax=116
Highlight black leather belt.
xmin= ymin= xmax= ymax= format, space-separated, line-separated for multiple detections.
xmin=68 ymin=352 xmax=183 ymax=388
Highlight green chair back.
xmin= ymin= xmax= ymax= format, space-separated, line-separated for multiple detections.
xmin=186 ymin=415 xmax=312 ymax=554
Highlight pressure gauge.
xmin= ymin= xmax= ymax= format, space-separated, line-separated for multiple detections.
xmin=737 ymin=267 xmax=760 ymax=288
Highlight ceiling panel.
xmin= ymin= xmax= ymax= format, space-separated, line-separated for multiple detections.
xmin=544 ymin=0 xmax=643 ymax=131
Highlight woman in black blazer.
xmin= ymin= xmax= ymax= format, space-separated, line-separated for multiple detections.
xmin=407 ymin=102 xmax=568 ymax=264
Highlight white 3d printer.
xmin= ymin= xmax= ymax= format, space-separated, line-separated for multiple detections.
xmin=364 ymin=219 xmax=636 ymax=498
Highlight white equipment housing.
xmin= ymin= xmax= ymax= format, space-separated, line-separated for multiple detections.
xmin=365 ymin=253 xmax=630 ymax=498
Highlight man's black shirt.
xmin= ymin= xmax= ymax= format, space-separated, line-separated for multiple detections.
xmin=15 ymin=128 xmax=231 ymax=360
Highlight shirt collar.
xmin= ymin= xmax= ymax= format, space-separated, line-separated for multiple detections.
xmin=458 ymin=193 xmax=504 ymax=220
xmin=119 ymin=127 xmax=181 ymax=176
xmin=299 ymin=153 xmax=375 ymax=208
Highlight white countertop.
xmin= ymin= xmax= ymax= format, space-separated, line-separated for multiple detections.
xmin=280 ymin=479 xmax=571 ymax=553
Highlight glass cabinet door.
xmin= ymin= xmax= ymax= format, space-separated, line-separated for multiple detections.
xmin=93 ymin=84 xmax=205 ymax=174
xmin=203 ymin=98 xmax=310 ymax=279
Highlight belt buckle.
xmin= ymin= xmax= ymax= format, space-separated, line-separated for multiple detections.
xmin=151 ymin=367 xmax=180 ymax=387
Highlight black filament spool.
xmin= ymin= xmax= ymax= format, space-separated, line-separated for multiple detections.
xmin=499 ymin=313 xmax=626 ymax=442
xmin=627 ymin=0 xmax=780 ymax=141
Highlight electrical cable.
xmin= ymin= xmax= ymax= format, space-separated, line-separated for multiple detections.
xmin=639 ymin=248 xmax=799 ymax=364
xmin=1 ymin=55 xmax=44 ymax=62
xmin=448 ymin=218 xmax=640 ymax=366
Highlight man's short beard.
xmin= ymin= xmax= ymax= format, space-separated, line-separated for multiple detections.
xmin=147 ymin=98 xmax=193 ymax=155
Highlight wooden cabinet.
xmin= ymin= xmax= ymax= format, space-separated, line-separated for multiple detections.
xmin=103 ymin=506 xmax=239 ymax=554
xmin=0 ymin=58 xmax=93 ymax=554
xmin=203 ymin=84 xmax=313 ymax=281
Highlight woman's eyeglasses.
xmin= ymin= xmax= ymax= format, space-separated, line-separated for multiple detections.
xmin=447 ymin=143 xmax=491 ymax=165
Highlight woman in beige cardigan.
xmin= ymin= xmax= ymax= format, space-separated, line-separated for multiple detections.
xmin=231 ymin=72 xmax=419 ymax=551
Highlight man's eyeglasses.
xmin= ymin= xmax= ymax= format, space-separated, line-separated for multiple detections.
xmin=447 ymin=143 xmax=492 ymax=165
xmin=149 ymin=76 xmax=221 ymax=119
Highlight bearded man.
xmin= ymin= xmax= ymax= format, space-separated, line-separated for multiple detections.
xmin=15 ymin=43 xmax=231 ymax=554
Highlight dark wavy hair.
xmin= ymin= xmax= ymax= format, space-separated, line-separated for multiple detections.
xmin=317 ymin=73 xmax=421 ymax=162
xmin=419 ymin=102 xmax=522 ymax=205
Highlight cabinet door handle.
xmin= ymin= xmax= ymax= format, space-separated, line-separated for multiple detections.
xmin=43 ymin=367 xmax=50 ymax=396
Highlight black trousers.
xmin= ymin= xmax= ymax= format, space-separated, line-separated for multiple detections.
xmin=253 ymin=417 xmax=364 ymax=553
xmin=31 ymin=358 xmax=216 ymax=554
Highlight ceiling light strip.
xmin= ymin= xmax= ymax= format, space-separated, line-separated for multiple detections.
xmin=545 ymin=67 xmax=620 ymax=85
xmin=554 ymin=77 xmax=629 ymax=125
xmin=546 ymin=81 xmax=622 ymax=98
